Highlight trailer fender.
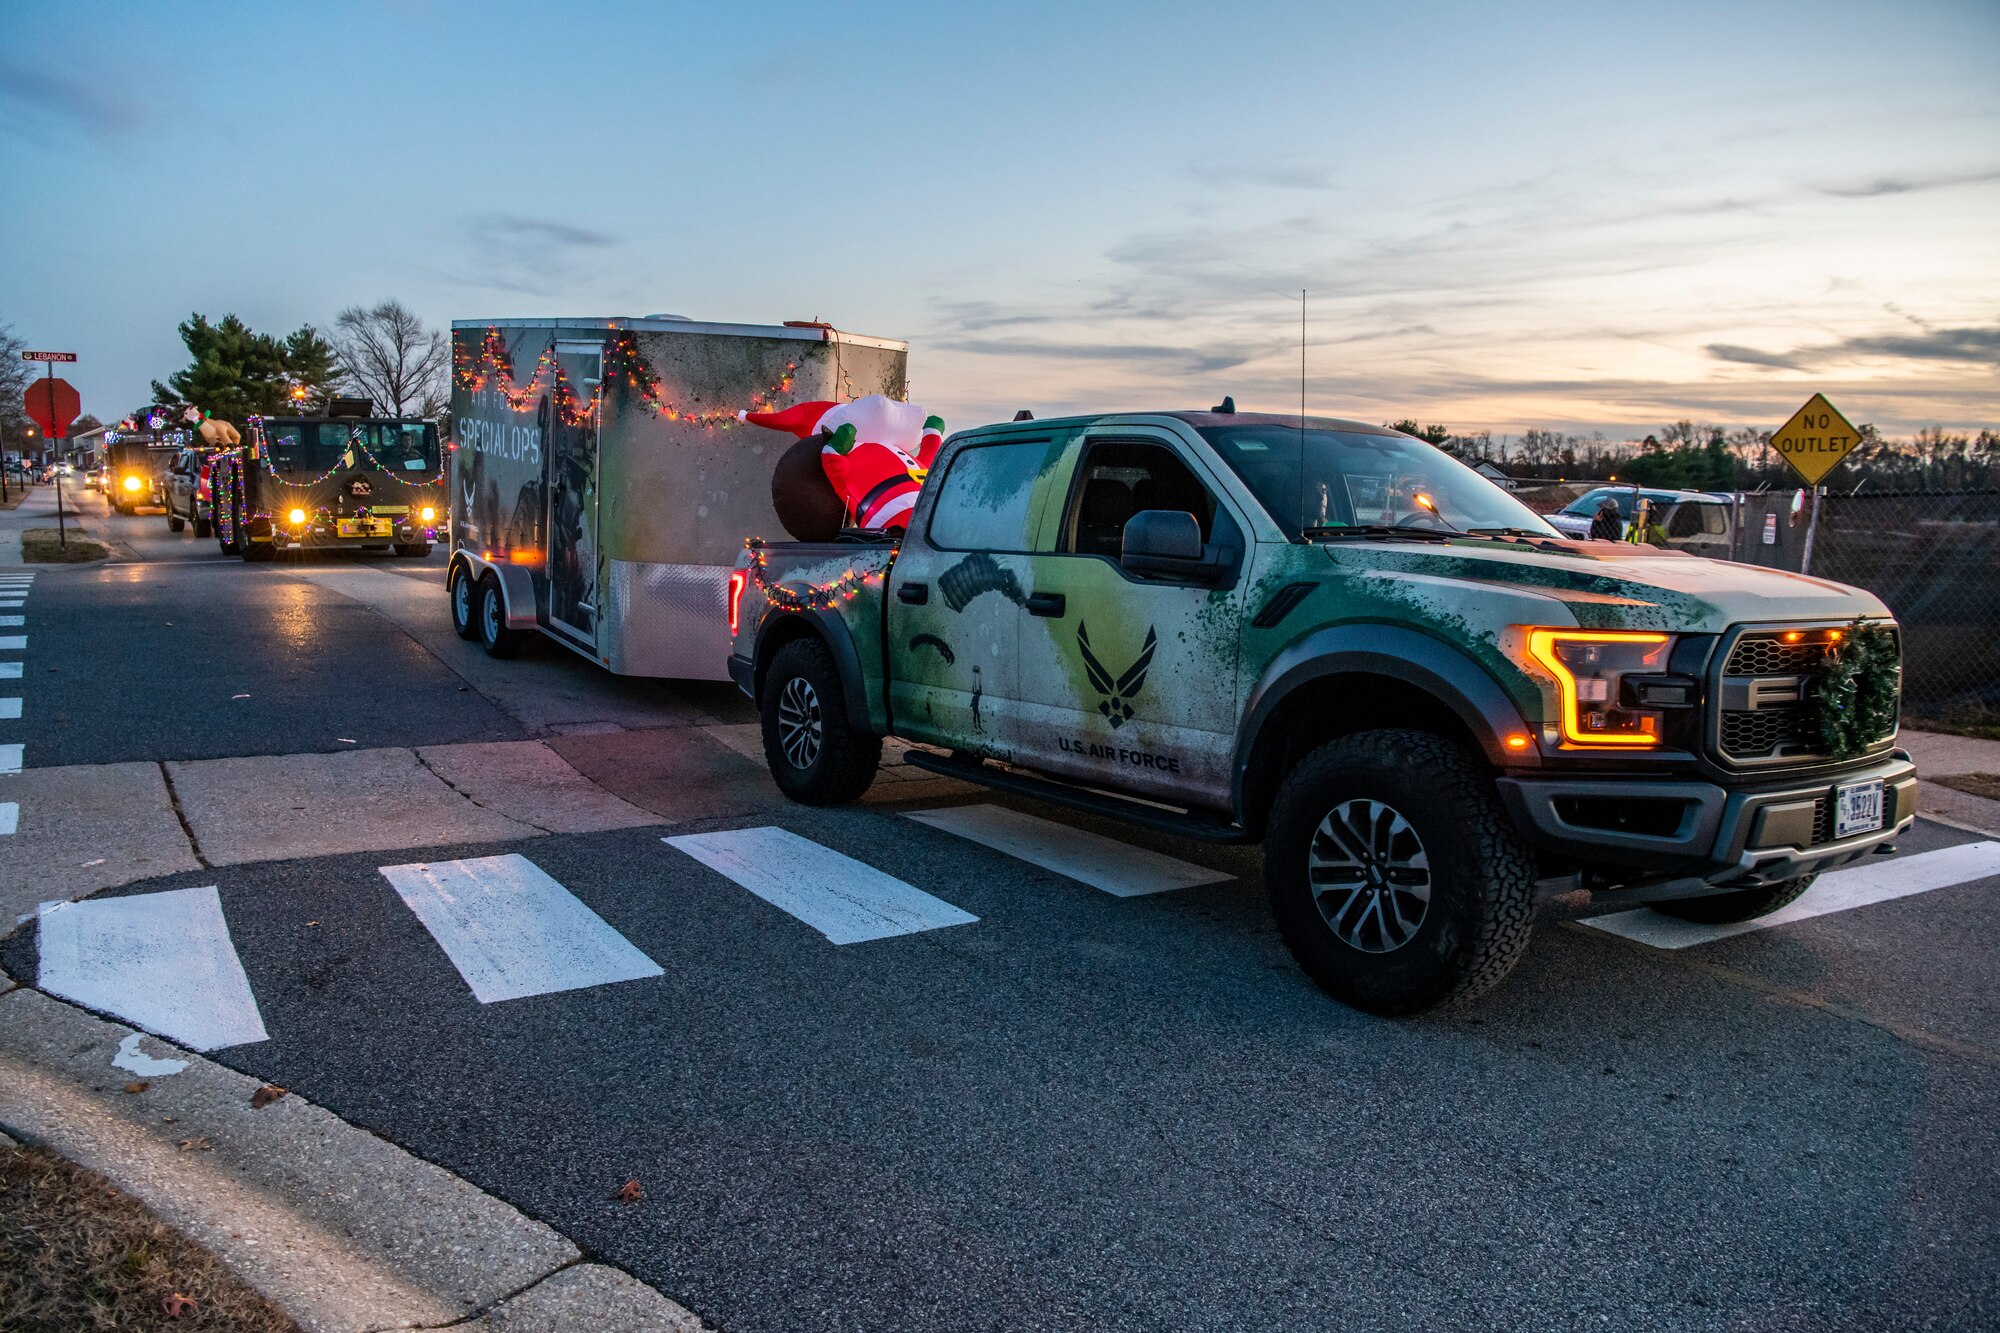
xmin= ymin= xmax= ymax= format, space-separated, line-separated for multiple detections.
xmin=753 ymin=609 xmax=875 ymax=734
xmin=455 ymin=551 xmax=539 ymax=630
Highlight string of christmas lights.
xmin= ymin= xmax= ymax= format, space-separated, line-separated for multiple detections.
xmin=743 ymin=538 xmax=894 ymax=611
xmin=455 ymin=329 xmax=798 ymax=428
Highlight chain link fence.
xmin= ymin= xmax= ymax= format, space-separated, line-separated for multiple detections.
xmin=1732 ymin=488 xmax=2000 ymax=730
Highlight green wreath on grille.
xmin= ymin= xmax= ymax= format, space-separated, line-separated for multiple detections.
xmin=1801 ymin=620 xmax=1900 ymax=760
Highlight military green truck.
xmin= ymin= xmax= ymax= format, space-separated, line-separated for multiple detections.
xmin=728 ymin=411 xmax=1915 ymax=1014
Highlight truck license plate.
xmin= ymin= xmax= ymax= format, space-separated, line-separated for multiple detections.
xmin=1835 ymin=779 xmax=1884 ymax=839
xmin=337 ymin=519 xmax=392 ymax=538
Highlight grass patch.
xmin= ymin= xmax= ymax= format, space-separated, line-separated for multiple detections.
xmin=0 ymin=484 xmax=33 ymax=510
xmin=1931 ymin=773 xmax=2000 ymax=802
xmin=0 ymin=1142 xmax=300 ymax=1332
xmin=1905 ymin=717 xmax=2000 ymax=743
xmin=20 ymin=527 xmax=109 ymax=563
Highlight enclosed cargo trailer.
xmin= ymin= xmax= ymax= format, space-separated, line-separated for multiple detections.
xmin=446 ymin=316 xmax=907 ymax=680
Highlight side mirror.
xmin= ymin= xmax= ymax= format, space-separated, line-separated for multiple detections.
xmin=1121 ymin=509 xmax=1205 ymax=576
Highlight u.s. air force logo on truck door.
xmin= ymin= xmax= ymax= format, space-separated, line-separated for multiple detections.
xmin=1077 ymin=621 xmax=1157 ymax=728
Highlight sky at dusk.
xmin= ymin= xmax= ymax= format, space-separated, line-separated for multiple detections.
xmin=2 ymin=0 xmax=1996 ymax=439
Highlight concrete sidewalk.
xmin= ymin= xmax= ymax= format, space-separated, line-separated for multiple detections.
xmin=1903 ymin=727 xmax=2000 ymax=836
xmin=0 ymin=976 xmax=705 ymax=1332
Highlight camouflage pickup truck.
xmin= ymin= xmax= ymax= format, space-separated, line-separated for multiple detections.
xmin=728 ymin=411 xmax=1915 ymax=1013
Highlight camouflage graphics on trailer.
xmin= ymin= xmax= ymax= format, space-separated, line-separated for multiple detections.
xmin=210 ymin=417 xmax=445 ymax=560
xmin=447 ymin=317 xmax=906 ymax=678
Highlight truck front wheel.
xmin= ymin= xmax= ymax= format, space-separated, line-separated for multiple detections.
xmin=449 ymin=563 xmax=481 ymax=641
xmin=1265 ymin=729 xmax=1537 ymax=1016
xmin=1649 ymin=875 xmax=1815 ymax=924
xmin=761 ymin=638 xmax=881 ymax=805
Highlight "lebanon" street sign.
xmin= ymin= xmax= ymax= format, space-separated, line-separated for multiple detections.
xmin=1771 ymin=393 xmax=1861 ymax=486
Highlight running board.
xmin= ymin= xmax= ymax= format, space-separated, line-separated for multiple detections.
xmin=900 ymin=750 xmax=1252 ymax=844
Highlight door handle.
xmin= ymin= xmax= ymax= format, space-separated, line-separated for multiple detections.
xmin=898 ymin=582 xmax=929 ymax=604
xmin=1026 ymin=591 xmax=1066 ymax=618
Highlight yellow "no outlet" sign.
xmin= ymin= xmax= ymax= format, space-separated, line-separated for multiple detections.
xmin=1771 ymin=393 xmax=1861 ymax=486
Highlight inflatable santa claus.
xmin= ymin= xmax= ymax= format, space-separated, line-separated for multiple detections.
xmin=740 ymin=394 xmax=944 ymax=534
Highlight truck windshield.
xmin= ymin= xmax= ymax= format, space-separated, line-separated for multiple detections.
xmin=1199 ymin=425 xmax=1558 ymax=539
xmin=266 ymin=422 xmax=440 ymax=476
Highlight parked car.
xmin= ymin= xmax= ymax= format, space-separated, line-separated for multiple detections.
xmin=163 ymin=446 xmax=217 ymax=537
xmin=1548 ymin=486 xmax=1734 ymax=557
xmin=732 ymin=412 xmax=1910 ymax=1015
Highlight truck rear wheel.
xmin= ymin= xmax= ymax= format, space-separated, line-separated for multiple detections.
xmin=449 ymin=563 xmax=481 ymax=641
xmin=478 ymin=576 xmax=522 ymax=659
xmin=761 ymin=638 xmax=880 ymax=805
xmin=394 ymin=542 xmax=431 ymax=558
xmin=168 ymin=508 xmax=185 ymax=532
xmin=1265 ymin=729 xmax=1536 ymax=1016
xmin=1649 ymin=875 xmax=1815 ymax=924
xmin=194 ymin=516 xmax=211 ymax=538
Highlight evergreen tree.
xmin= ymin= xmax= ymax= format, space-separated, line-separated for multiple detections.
xmin=151 ymin=313 xmax=343 ymax=423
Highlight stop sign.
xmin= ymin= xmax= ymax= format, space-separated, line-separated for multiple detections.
xmin=24 ymin=376 xmax=81 ymax=439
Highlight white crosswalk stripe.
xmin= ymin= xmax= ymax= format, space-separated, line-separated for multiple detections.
xmin=380 ymin=853 xmax=663 ymax=1003
xmin=0 ymin=698 xmax=18 ymax=719
xmin=0 ymin=743 xmax=20 ymax=774
xmin=0 ymin=663 xmax=19 ymax=679
xmin=36 ymin=886 xmax=269 ymax=1050
xmin=904 ymin=803 xmax=1233 ymax=898
xmin=0 ymin=802 xmax=16 ymax=835
xmin=1580 ymin=840 xmax=2000 ymax=948
xmin=666 ymin=827 xmax=978 ymax=944
xmin=0 ymin=616 xmax=21 ymax=627
xmin=0 ymin=636 xmax=24 ymax=650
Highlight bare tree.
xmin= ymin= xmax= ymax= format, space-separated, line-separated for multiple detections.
xmin=331 ymin=300 xmax=450 ymax=417
xmin=0 ymin=321 xmax=33 ymax=445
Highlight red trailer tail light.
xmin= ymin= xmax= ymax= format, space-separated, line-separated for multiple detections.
xmin=728 ymin=569 xmax=748 ymax=635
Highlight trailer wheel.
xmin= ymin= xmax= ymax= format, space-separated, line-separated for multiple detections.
xmin=478 ymin=576 xmax=522 ymax=659
xmin=1649 ymin=875 xmax=1815 ymax=924
xmin=1264 ymin=729 xmax=1537 ymax=1016
xmin=449 ymin=563 xmax=481 ymax=641
xmin=761 ymin=638 xmax=881 ymax=805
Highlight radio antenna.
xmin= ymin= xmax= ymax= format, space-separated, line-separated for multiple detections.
xmin=1299 ymin=288 xmax=1308 ymax=535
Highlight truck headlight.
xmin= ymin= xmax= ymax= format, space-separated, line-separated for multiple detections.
xmin=420 ymin=506 xmax=436 ymax=522
xmin=288 ymin=508 xmax=307 ymax=525
xmin=123 ymin=475 xmax=143 ymax=492
xmin=1525 ymin=629 xmax=1673 ymax=747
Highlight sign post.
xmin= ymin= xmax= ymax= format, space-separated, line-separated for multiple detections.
xmin=21 ymin=351 xmax=81 ymax=547
xmin=1769 ymin=393 xmax=1861 ymax=576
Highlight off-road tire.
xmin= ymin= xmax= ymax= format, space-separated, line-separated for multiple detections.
xmin=168 ymin=509 xmax=185 ymax=532
xmin=761 ymin=638 xmax=881 ymax=805
xmin=478 ymin=576 xmax=522 ymax=659
xmin=449 ymin=563 xmax=482 ymax=641
xmin=1649 ymin=875 xmax=1815 ymax=925
xmin=193 ymin=516 xmax=211 ymax=538
xmin=1265 ymin=729 xmax=1537 ymax=1016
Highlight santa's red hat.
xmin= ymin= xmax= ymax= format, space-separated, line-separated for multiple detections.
xmin=738 ymin=401 xmax=838 ymax=438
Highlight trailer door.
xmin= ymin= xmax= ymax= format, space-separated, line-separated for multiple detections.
xmin=547 ymin=341 xmax=604 ymax=646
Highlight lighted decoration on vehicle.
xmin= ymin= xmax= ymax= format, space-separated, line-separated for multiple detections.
xmin=742 ymin=537 xmax=893 ymax=613
xmin=454 ymin=329 xmax=797 ymax=429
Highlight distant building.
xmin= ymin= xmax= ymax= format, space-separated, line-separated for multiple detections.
xmin=1473 ymin=460 xmax=1522 ymax=490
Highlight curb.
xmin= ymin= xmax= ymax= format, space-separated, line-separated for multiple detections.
xmin=0 ymin=985 xmax=704 ymax=1332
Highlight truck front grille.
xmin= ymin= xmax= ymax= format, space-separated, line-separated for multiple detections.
xmin=1714 ymin=626 xmax=1899 ymax=766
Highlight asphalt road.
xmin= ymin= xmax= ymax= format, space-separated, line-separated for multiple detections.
xmin=6 ymin=493 xmax=1998 ymax=1332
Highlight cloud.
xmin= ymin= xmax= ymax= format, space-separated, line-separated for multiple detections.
xmin=1704 ymin=343 xmax=1805 ymax=370
xmin=1186 ymin=155 xmax=1335 ymax=191
xmin=938 ymin=337 xmax=1272 ymax=375
xmin=1815 ymin=167 xmax=2000 ymax=198
xmin=450 ymin=215 xmax=619 ymax=297
xmin=0 ymin=59 xmax=140 ymax=137
xmin=1707 ymin=323 xmax=2000 ymax=371
xmin=468 ymin=215 xmax=615 ymax=249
